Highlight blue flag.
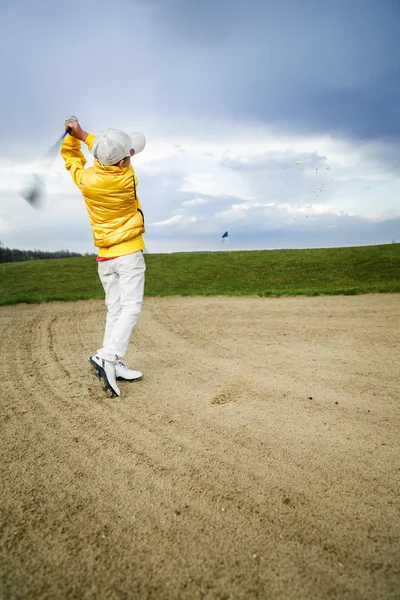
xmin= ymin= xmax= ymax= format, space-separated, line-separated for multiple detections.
xmin=222 ymin=231 xmax=228 ymax=239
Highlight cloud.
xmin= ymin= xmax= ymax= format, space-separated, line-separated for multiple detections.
xmin=1 ymin=121 xmax=399 ymax=253
xmin=182 ymin=197 xmax=210 ymax=207
xmin=152 ymin=215 xmax=198 ymax=228
xmin=1 ymin=0 xmax=399 ymax=144
xmin=0 ymin=0 xmax=399 ymax=253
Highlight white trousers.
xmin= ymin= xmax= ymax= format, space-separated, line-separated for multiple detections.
xmin=97 ymin=251 xmax=146 ymax=361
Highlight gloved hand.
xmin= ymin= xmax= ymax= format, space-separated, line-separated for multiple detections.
xmin=64 ymin=116 xmax=88 ymax=141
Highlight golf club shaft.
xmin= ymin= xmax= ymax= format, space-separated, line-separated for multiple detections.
xmin=43 ymin=127 xmax=71 ymax=160
xmin=21 ymin=127 xmax=73 ymax=207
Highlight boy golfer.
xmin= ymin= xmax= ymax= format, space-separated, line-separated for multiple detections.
xmin=61 ymin=117 xmax=146 ymax=398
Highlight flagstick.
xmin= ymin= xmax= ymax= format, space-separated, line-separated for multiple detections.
xmin=221 ymin=232 xmax=229 ymax=250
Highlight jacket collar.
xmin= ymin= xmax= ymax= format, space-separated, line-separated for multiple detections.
xmin=93 ymin=160 xmax=130 ymax=175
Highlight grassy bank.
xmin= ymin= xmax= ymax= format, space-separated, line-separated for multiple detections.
xmin=0 ymin=244 xmax=399 ymax=306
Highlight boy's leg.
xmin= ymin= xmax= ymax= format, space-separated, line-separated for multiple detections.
xmin=90 ymin=259 xmax=121 ymax=396
xmin=99 ymin=263 xmax=122 ymax=352
xmin=98 ymin=251 xmax=145 ymax=359
xmin=97 ymin=259 xmax=121 ymax=360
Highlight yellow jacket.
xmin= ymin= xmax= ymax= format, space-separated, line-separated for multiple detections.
xmin=61 ymin=133 xmax=145 ymax=258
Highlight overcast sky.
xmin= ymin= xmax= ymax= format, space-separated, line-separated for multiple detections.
xmin=1 ymin=0 xmax=399 ymax=253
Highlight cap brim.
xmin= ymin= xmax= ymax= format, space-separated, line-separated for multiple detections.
xmin=129 ymin=132 xmax=146 ymax=155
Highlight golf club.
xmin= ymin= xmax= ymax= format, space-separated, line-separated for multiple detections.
xmin=20 ymin=117 xmax=77 ymax=209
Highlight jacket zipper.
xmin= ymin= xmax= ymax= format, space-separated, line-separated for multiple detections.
xmin=133 ymin=175 xmax=145 ymax=225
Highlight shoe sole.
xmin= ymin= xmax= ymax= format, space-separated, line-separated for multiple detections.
xmin=116 ymin=375 xmax=143 ymax=382
xmin=89 ymin=358 xmax=119 ymax=398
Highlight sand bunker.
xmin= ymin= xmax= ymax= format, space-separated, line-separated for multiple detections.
xmin=0 ymin=294 xmax=399 ymax=599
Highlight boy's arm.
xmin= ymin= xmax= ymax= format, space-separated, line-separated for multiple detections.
xmin=60 ymin=119 xmax=95 ymax=188
xmin=60 ymin=135 xmax=87 ymax=188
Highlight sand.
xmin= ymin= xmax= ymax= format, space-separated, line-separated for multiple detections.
xmin=0 ymin=294 xmax=399 ymax=599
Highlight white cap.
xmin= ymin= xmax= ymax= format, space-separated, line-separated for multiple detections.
xmin=92 ymin=128 xmax=146 ymax=165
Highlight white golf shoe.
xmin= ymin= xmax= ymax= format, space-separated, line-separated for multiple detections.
xmin=115 ymin=360 xmax=143 ymax=381
xmin=89 ymin=354 xmax=121 ymax=397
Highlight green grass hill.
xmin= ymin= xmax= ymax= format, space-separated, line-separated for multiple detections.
xmin=0 ymin=244 xmax=399 ymax=306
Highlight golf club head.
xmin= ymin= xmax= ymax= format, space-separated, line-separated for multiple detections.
xmin=20 ymin=126 xmax=72 ymax=209
xmin=21 ymin=174 xmax=45 ymax=209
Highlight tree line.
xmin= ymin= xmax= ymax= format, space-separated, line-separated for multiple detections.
xmin=0 ymin=242 xmax=93 ymax=263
